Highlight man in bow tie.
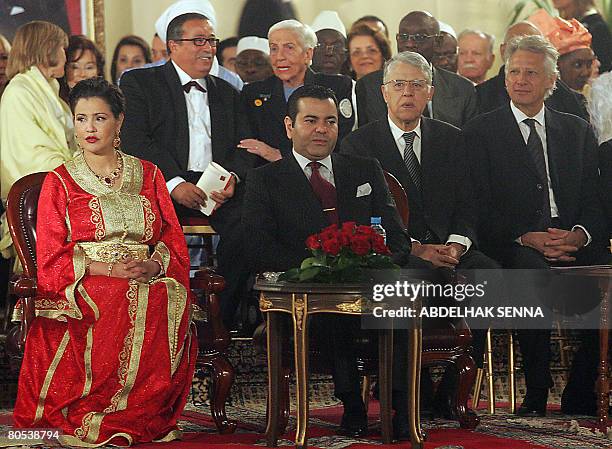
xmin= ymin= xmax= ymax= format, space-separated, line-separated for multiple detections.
xmin=121 ymin=8 xmax=257 ymax=325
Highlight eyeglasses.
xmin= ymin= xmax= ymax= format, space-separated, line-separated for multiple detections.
xmin=350 ymin=47 xmax=381 ymax=58
xmin=173 ymin=37 xmax=219 ymax=47
xmin=315 ymin=43 xmax=347 ymax=53
xmin=383 ymin=79 xmax=429 ymax=92
xmin=396 ymin=33 xmax=439 ymax=43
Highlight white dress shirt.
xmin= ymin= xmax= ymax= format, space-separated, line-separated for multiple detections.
xmin=387 ymin=116 xmax=472 ymax=251
xmin=166 ymin=61 xmax=213 ymax=194
xmin=509 ymin=101 xmax=591 ymax=245
xmin=293 ymin=150 xmax=335 ymax=186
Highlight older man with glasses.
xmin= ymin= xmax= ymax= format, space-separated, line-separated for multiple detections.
xmin=355 ymin=11 xmax=478 ymax=128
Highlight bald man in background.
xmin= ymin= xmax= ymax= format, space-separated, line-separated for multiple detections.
xmin=476 ymin=21 xmax=587 ymax=120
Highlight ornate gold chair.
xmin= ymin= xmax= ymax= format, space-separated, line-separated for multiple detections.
xmin=5 ymin=172 xmax=236 ymax=433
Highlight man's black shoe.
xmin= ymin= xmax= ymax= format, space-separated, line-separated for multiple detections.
xmin=517 ymin=403 xmax=547 ymax=417
xmin=339 ymin=410 xmax=368 ymax=437
xmin=517 ymin=389 xmax=548 ymax=417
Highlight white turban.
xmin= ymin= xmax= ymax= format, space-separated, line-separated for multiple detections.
xmin=155 ymin=0 xmax=217 ymax=42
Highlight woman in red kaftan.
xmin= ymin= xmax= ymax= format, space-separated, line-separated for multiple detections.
xmin=12 ymin=78 xmax=197 ymax=446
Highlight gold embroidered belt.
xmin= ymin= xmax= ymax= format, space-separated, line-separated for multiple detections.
xmin=78 ymin=242 xmax=150 ymax=263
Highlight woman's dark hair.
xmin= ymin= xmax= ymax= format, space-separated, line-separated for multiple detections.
xmin=69 ymin=77 xmax=126 ymax=118
xmin=347 ymin=24 xmax=392 ymax=61
xmin=59 ymin=35 xmax=105 ymax=102
xmin=351 ymin=15 xmax=389 ymax=37
xmin=345 ymin=24 xmax=392 ymax=79
xmin=110 ymin=35 xmax=152 ymax=84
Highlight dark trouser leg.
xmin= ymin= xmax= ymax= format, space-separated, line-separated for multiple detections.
xmin=320 ymin=315 xmax=361 ymax=398
xmin=207 ymin=187 xmax=252 ymax=327
xmin=391 ymin=329 xmax=410 ymax=393
xmin=457 ymin=249 xmax=503 ymax=369
xmin=561 ymin=329 xmax=599 ymax=414
xmin=499 ymin=245 xmax=553 ymax=395
xmin=516 ymin=328 xmax=553 ymax=391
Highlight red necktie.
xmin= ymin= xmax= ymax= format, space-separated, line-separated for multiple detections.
xmin=183 ymin=81 xmax=206 ymax=93
xmin=308 ymin=161 xmax=338 ymax=224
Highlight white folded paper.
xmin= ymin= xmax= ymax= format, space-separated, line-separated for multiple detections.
xmin=196 ymin=162 xmax=232 ymax=216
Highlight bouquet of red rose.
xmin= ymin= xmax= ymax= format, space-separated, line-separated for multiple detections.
xmin=278 ymin=221 xmax=399 ymax=283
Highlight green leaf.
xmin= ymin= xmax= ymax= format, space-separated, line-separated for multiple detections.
xmin=507 ymin=0 xmax=553 ymax=26
xmin=336 ymin=254 xmax=358 ymax=270
xmin=299 ymin=266 xmax=322 ymax=282
xmin=300 ymin=257 xmax=327 ymax=269
xmin=509 ymin=0 xmax=528 ymax=26
xmin=278 ymin=268 xmax=300 ymax=282
xmin=365 ymin=255 xmax=397 ymax=269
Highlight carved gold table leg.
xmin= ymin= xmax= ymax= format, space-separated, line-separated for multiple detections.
xmin=485 ymin=328 xmax=495 ymax=414
xmin=508 ymin=331 xmax=516 ymax=414
xmin=379 ymin=328 xmax=393 ymax=444
xmin=473 ymin=367 xmax=484 ymax=408
xmin=265 ymin=312 xmax=282 ymax=447
xmin=361 ymin=376 xmax=371 ymax=411
xmin=408 ymin=326 xmax=424 ymax=448
xmin=293 ymin=294 xmax=309 ymax=449
xmin=597 ymin=277 xmax=610 ymax=434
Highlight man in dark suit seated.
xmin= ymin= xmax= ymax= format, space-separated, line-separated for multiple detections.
xmin=242 ymin=84 xmax=428 ymax=439
xmin=342 ymin=51 xmax=501 ymax=414
xmin=464 ymin=35 xmax=610 ymax=417
xmin=239 ymin=19 xmax=355 ymax=162
xmin=355 ymin=11 xmax=478 ymax=128
xmin=121 ymin=11 xmax=257 ymax=325
xmin=477 ymin=21 xmax=588 ymax=120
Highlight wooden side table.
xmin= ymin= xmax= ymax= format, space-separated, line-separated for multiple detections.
xmin=551 ymin=265 xmax=611 ymax=433
xmin=255 ymin=278 xmax=425 ymax=449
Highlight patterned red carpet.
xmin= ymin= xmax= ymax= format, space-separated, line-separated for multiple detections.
xmin=1 ymin=402 xmax=610 ymax=449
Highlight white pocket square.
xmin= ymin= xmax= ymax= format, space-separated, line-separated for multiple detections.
xmin=356 ymin=183 xmax=372 ymax=197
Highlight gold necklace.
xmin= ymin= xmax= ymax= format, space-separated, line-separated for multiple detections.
xmin=85 ymin=151 xmax=123 ymax=188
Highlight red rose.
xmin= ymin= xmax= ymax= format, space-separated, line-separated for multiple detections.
xmin=351 ymin=234 xmax=371 ymax=256
xmin=338 ymin=229 xmax=352 ymax=247
xmin=341 ymin=221 xmax=356 ymax=233
xmin=372 ymin=234 xmax=390 ymax=254
xmin=356 ymin=225 xmax=375 ymax=235
xmin=322 ymin=237 xmax=341 ymax=256
xmin=322 ymin=223 xmax=338 ymax=233
xmin=320 ymin=224 xmax=340 ymax=241
xmin=306 ymin=235 xmax=321 ymax=250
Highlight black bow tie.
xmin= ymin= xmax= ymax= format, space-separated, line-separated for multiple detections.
xmin=183 ymin=81 xmax=206 ymax=93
